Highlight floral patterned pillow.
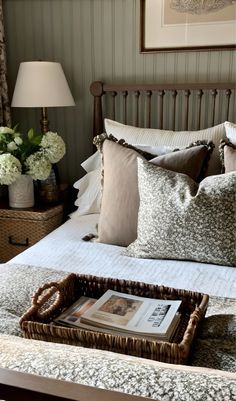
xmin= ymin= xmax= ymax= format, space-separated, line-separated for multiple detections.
xmin=124 ymin=159 xmax=236 ymax=267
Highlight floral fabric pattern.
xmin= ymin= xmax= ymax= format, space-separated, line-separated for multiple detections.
xmin=0 ymin=263 xmax=235 ymax=400
xmin=0 ymin=333 xmax=235 ymax=401
xmin=0 ymin=0 xmax=11 ymax=126
xmin=125 ymin=159 xmax=236 ymax=267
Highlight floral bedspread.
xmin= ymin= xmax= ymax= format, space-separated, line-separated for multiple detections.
xmin=0 ymin=263 xmax=235 ymax=401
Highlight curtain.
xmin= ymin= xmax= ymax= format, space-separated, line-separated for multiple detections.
xmin=0 ymin=0 xmax=11 ymax=126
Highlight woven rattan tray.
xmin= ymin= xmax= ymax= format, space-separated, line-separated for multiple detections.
xmin=20 ymin=273 xmax=209 ymax=364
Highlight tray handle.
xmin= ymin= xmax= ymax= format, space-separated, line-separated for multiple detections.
xmin=20 ymin=273 xmax=76 ymax=325
xmin=33 ymin=282 xmax=64 ymax=317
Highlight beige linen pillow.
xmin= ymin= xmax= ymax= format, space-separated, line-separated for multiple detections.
xmin=124 ymin=160 xmax=236 ymax=267
xmin=96 ymin=136 xmax=213 ymax=247
xmin=105 ymin=119 xmax=226 ymax=175
xmin=224 ymin=146 xmax=236 ymax=172
xmin=150 ymin=145 xmax=210 ymax=181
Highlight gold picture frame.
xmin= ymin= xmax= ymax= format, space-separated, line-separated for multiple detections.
xmin=140 ymin=0 xmax=236 ymax=53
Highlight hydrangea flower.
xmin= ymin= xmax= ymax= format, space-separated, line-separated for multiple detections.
xmin=0 ymin=126 xmax=66 ymax=185
xmin=0 ymin=127 xmax=15 ymax=134
xmin=7 ymin=141 xmax=18 ymax=151
xmin=25 ymin=152 xmax=52 ymax=180
xmin=14 ymin=136 xmax=23 ymax=146
xmin=0 ymin=153 xmax=22 ymax=185
xmin=40 ymin=131 xmax=66 ymax=163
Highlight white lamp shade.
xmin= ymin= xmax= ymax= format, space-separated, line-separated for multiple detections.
xmin=11 ymin=61 xmax=75 ymax=108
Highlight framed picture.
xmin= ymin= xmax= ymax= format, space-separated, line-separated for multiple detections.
xmin=140 ymin=0 xmax=236 ymax=53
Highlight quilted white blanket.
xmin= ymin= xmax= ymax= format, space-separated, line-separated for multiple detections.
xmin=9 ymin=215 xmax=236 ymax=298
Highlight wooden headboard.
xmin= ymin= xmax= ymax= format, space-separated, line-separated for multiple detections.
xmin=90 ymin=81 xmax=236 ymax=138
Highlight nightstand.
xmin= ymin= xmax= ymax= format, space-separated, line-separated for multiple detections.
xmin=0 ymin=202 xmax=63 ymax=263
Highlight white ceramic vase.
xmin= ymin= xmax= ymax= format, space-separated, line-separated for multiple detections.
xmin=8 ymin=174 xmax=34 ymax=208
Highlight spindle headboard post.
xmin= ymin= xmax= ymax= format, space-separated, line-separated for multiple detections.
xmin=90 ymin=81 xmax=236 ymax=138
xmin=90 ymin=81 xmax=104 ymax=139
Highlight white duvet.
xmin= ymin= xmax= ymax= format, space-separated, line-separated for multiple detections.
xmin=9 ymin=214 xmax=236 ymax=298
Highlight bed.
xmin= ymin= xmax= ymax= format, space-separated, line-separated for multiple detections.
xmin=0 ymin=80 xmax=236 ymax=401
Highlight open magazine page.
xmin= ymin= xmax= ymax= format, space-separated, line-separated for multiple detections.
xmin=80 ymin=290 xmax=181 ymax=336
xmin=54 ymin=296 xmax=96 ymax=327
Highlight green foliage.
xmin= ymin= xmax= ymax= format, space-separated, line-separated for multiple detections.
xmin=27 ymin=128 xmax=34 ymax=140
xmin=0 ymin=126 xmax=43 ymax=171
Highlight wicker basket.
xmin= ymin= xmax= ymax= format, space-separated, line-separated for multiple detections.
xmin=20 ymin=273 xmax=209 ymax=364
xmin=0 ymin=204 xmax=63 ymax=262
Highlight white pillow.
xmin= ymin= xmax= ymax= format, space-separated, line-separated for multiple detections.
xmin=132 ymin=144 xmax=174 ymax=155
xmin=224 ymin=121 xmax=236 ymax=145
xmin=104 ymin=119 xmax=227 ymax=175
xmin=70 ymin=168 xmax=102 ymax=218
xmin=70 ymin=152 xmax=102 ymax=218
xmin=81 ymin=150 xmax=102 ymax=173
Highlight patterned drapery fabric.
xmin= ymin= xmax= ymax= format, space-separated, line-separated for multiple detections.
xmin=0 ymin=0 xmax=11 ymax=126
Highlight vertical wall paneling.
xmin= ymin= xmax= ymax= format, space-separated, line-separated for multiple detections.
xmin=2 ymin=0 xmax=236 ymax=185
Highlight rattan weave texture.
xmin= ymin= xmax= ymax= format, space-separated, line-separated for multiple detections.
xmin=20 ymin=273 xmax=209 ymax=365
xmin=0 ymin=204 xmax=63 ymax=262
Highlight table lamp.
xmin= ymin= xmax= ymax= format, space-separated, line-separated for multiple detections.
xmin=11 ymin=61 xmax=75 ymax=133
xmin=11 ymin=61 xmax=75 ymax=204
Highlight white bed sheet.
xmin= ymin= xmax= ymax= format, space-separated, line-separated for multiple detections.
xmin=9 ymin=214 xmax=236 ymax=298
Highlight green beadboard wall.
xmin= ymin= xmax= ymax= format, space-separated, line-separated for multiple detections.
xmin=3 ymin=0 xmax=236 ymax=184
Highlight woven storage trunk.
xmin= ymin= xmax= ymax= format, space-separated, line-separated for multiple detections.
xmin=0 ymin=204 xmax=63 ymax=262
xmin=20 ymin=273 xmax=209 ymax=364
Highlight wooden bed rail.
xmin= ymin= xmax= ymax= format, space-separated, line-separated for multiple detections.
xmin=90 ymin=81 xmax=236 ymax=138
xmin=0 ymin=367 xmax=152 ymax=401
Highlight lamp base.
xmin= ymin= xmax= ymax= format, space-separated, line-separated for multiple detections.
xmin=39 ymin=165 xmax=60 ymax=204
xmin=40 ymin=107 xmax=49 ymax=134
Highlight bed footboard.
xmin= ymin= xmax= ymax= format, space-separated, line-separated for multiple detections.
xmin=0 ymin=367 xmax=151 ymax=401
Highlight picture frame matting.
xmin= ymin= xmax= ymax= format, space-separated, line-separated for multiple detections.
xmin=140 ymin=0 xmax=236 ymax=53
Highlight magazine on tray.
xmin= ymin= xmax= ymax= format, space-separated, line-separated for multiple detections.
xmin=54 ymin=296 xmax=97 ymax=327
xmin=54 ymin=290 xmax=182 ymax=341
xmin=80 ymin=290 xmax=181 ymax=340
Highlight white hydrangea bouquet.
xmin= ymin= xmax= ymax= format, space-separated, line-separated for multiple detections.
xmin=0 ymin=126 xmax=66 ymax=185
